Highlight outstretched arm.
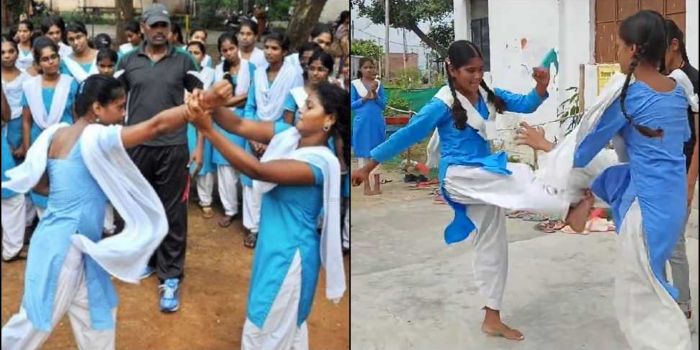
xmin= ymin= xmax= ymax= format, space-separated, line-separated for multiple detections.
xmin=352 ymin=100 xmax=446 ymax=185
xmin=209 ymin=106 xmax=276 ymax=145
xmin=121 ymin=80 xmax=232 ymax=149
xmin=190 ymin=107 xmax=317 ymax=186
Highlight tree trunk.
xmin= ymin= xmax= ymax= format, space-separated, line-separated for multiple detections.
xmin=115 ymin=0 xmax=135 ymax=46
xmin=286 ymin=0 xmax=328 ymax=52
xmin=405 ymin=22 xmax=447 ymax=57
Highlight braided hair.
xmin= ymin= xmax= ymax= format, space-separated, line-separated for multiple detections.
xmin=445 ymin=40 xmax=505 ymax=130
xmin=618 ymin=10 xmax=667 ymax=138
xmin=664 ymin=19 xmax=690 ymax=69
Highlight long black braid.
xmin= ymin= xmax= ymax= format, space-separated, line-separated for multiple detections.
xmin=446 ymin=60 xmax=469 ymax=130
xmin=617 ymin=10 xmax=667 ymax=138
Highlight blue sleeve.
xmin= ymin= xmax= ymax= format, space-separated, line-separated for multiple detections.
xmin=573 ymin=99 xmax=627 ymax=168
xmin=309 ymin=164 xmax=324 ymax=185
xmin=273 ymin=120 xmax=292 ymax=135
xmin=371 ymin=99 xmax=448 ymax=163
xmin=494 ymin=88 xmax=547 ymax=114
xmin=20 ymin=93 xmax=28 ymax=108
xmin=244 ymin=78 xmax=257 ymax=119
xmin=65 ymin=80 xmax=79 ymax=118
xmin=350 ymin=85 xmax=364 ymax=110
xmin=375 ymin=85 xmax=387 ymax=109
xmin=283 ymin=93 xmax=297 ymax=113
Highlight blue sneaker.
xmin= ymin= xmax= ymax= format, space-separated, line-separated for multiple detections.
xmin=140 ymin=266 xmax=156 ymax=280
xmin=159 ymin=278 xmax=180 ymax=313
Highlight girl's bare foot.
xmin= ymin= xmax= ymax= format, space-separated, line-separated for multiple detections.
xmin=481 ymin=307 xmax=524 ymax=341
xmin=369 ymin=189 xmax=382 ymax=195
xmin=566 ymin=190 xmax=595 ymax=232
xmin=374 ymin=174 xmax=382 ymax=194
xmin=364 ymin=182 xmax=372 ymax=195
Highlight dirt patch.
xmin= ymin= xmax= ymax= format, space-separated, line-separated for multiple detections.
xmin=1 ymin=202 xmax=349 ymax=350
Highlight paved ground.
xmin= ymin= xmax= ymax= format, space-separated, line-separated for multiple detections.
xmin=2 ymin=202 xmax=349 ymax=350
xmin=350 ymin=171 xmax=699 ymax=350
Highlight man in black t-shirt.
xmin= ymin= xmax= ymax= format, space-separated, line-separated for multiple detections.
xmin=115 ymin=4 xmax=203 ymax=313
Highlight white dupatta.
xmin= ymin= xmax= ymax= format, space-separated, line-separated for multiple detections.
xmin=290 ymin=86 xmax=308 ymax=110
xmin=22 ymin=74 xmax=73 ymax=129
xmin=192 ymin=66 xmax=216 ymax=90
xmin=254 ymin=61 xmax=303 ymax=121
xmin=2 ymin=70 xmax=30 ymax=120
xmin=2 ymin=123 xmax=168 ymax=283
xmin=351 ymin=78 xmax=382 ymax=98
xmin=215 ymin=59 xmax=252 ymax=96
xmin=252 ymin=127 xmax=346 ymax=302
xmin=426 ymin=86 xmax=498 ymax=167
xmin=62 ymin=54 xmax=99 ymax=83
xmin=535 ymin=68 xmax=698 ymax=204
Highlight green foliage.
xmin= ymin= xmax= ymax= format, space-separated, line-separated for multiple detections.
xmin=431 ymin=74 xmax=446 ymax=87
xmin=384 ymin=91 xmax=411 ymax=116
xmin=352 ymin=0 xmax=452 ymax=28
xmin=351 ymin=0 xmax=452 ymax=52
xmin=193 ymin=0 xmax=236 ymax=31
xmin=389 ymin=67 xmax=422 ymax=90
xmin=267 ymin=0 xmax=294 ymax=21
xmin=61 ymin=11 xmax=116 ymax=25
xmin=558 ymin=86 xmax=582 ymax=136
xmin=350 ymin=39 xmax=383 ymax=60
xmin=427 ymin=21 xmax=453 ymax=51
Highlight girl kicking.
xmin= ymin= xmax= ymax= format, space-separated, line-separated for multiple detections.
xmin=352 ymin=40 xmax=562 ymax=340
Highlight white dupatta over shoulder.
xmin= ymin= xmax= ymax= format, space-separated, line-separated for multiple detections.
xmin=22 ymin=74 xmax=73 ymax=129
xmin=254 ymin=61 xmax=303 ymax=121
xmin=2 ymin=123 xmax=168 ymax=283
xmin=252 ymin=127 xmax=346 ymax=302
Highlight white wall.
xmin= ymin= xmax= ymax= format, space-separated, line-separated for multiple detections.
xmin=487 ymin=0 xmax=561 ymax=162
xmin=687 ymin=0 xmax=699 ymax=68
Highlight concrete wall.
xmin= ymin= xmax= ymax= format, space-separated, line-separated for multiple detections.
xmin=486 ymin=0 xmax=561 ymax=162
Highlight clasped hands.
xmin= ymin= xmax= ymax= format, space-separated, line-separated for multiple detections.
xmin=184 ymin=80 xmax=234 ymax=130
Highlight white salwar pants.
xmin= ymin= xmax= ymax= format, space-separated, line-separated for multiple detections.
xmin=1 ymin=195 xmax=26 ymax=260
xmin=242 ymin=250 xmax=308 ymax=350
xmin=196 ymin=172 xmax=215 ymax=207
xmin=1 ymin=245 xmax=116 ymax=350
xmin=443 ymin=163 xmax=571 ymax=310
xmin=615 ymin=200 xmax=691 ymax=350
xmin=243 ymin=186 xmax=262 ymax=234
xmin=217 ymin=166 xmax=239 ymax=217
